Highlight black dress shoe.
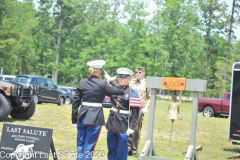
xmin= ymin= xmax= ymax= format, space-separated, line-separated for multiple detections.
xmin=128 ymin=151 xmax=132 ymax=156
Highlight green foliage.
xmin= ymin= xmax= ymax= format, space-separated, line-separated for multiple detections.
xmin=0 ymin=0 xmax=38 ymax=75
xmin=0 ymin=0 xmax=6 ymax=25
xmin=0 ymin=0 xmax=240 ymax=96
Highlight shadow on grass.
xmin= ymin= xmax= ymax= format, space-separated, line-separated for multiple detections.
xmin=223 ymin=147 xmax=240 ymax=153
xmin=1 ymin=117 xmax=34 ymax=123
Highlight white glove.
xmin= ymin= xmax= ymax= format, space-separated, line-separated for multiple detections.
xmin=104 ymin=73 xmax=111 ymax=81
xmin=126 ymin=128 xmax=134 ymax=136
xmin=110 ymin=76 xmax=116 ymax=81
xmin=104 ymin=71 xmax=116 ymax=82
xmin=142 ymin=107 xmax=148 ymax=114
xmin=104 ymin=71 xmax=111 ymax=82
xmin=72 ymin=124 xmax=77 ymax=128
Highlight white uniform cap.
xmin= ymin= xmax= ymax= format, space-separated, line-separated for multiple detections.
xmin=87 ymin=60 xmax=106 ymax=69
xmin=116 ymin=67 xmax=134 ymax=76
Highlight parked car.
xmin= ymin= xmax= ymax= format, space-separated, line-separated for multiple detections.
xmin=102 ymin=96 xmax=112 ymax=108
xmin=58 ymin=86 xmax=76 ymax=105
xmin=0 ymin=75 xmax=15 ymax=81
xmin=12 ymin=75 xmax=66 ymax=106
xmin=198 ymin=92 xmax=230 ymax=117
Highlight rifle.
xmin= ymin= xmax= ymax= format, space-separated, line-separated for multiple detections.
xmin=227 ymin=154 xmax=240 ymax=159
xmin=196 ymin=145 xmax=202 ymax=152
xmin=182 ymin=145 xmax=202 ymax=154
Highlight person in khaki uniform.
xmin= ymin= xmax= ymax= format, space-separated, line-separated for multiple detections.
xmin=128 ymin=66 xmax=150 ymax=156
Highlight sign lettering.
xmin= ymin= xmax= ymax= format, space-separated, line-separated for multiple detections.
xmin=0 ymin=123 xmax=54 ymax=160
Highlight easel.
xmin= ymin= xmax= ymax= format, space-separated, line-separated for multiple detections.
xmin=51 ymin=138 xmax=58 ymax=160
xmin=138 ymin=77 xmax=207 ymax=160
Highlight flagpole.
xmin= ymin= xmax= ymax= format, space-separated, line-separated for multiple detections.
xmin=128 ymin=87 xmax=131 ymax=129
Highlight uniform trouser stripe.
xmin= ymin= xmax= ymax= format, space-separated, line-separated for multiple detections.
xmin=76 ymin=117 xmax=102 ymax=160
xmin=107 ymin=131 xmax=128 ymax=160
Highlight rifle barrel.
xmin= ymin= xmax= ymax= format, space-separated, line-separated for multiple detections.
xmin=227 ymin=154 xmax=240 ymax=159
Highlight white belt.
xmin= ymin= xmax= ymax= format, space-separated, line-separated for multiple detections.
xmin=111 ymin=107 xmax=129 ymax=114
xmin=82 ymin=102 xmax=102 ymax=107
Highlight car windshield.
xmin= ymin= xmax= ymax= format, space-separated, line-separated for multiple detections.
xmin=12 ymin=77 xmax=31 ymax=84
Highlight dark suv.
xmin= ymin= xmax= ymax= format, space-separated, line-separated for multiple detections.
xmin=58 ymin=86 xmax=76 ymax=105
xmin=12 ymin=75 xmax=66 ymax=106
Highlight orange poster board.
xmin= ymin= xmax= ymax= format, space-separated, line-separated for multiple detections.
xmin=162 ymin=77 xmax=186 ymax=91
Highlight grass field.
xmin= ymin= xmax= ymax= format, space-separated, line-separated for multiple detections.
xmin=0 ymin=101 xmax=239 ymax=160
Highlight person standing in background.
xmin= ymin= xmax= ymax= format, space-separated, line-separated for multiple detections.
xmin=72 ymin=60 xmax=125 ymax=160
xmin=128 ymin=66 xmax=150 ymax=157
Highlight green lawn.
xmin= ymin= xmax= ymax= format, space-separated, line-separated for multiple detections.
xmin=0 ymin=101 xmax=239 ymax=160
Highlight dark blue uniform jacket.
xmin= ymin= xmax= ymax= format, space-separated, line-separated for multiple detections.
xmin=72 ymin=75 xmax=125 ymax=125
xmin=106 ymin=86 xmax=140 ymax=133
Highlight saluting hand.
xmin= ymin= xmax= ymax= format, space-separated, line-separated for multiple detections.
xmin=104 ymin=71 xmax=116 ymax=82
xmin=104 ymin=71 xmax=111 ymax=82
xmin=110 ymin=76 xmax=116 ymax=81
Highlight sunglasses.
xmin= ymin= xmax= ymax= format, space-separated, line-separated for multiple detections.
xmin=135 ymin=71 xmax=142 ymax=74
xmin=118 ymin=75 xmax=129 ymax=79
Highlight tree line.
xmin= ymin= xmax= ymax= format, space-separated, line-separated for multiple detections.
xmin=0 ymin=0 xmax=240 ymax=98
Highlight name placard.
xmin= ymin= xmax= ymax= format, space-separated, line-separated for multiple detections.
xmin=0 ymin=123 xmax=55 ymax=160
xmin=162 ymin=77 xmax=186 ymax=91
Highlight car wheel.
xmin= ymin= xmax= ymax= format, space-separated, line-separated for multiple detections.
xmin=33 ymin=95 xmax=38 ymax=104
xmin=57 ymin=97 xmax=64 ymax=106
xmin=0 ymin=94 xmax=12 ymax=121
xmin=202 ymin=106 xmax=214 ymax=117
xmin=65 ymin=97 xmax=71 ymax=105
xmin=10 ymin=99 xmax=36 ymax=120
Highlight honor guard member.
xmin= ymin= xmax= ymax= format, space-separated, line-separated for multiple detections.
xmin=72 ymin=60 xmax=125 ymax=160
xmin=106 ymin=67 xmax=141 ymax=160
xmin=128 ymin=66 xmax=150 ymax=157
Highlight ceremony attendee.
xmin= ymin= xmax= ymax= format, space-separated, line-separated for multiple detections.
xmin=106 ymin=67 xmax=141 ymax=160
xmin=128 ymin=66 xmax=150 ymax=157
xmin=72 ymin=60 xmax=125 ymax=160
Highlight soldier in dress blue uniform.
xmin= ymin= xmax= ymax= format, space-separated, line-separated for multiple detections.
xmin=72 ymin=60 xmax=125 ymax=160
xmin=106 ymin=67 xmax=141 ymax=160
